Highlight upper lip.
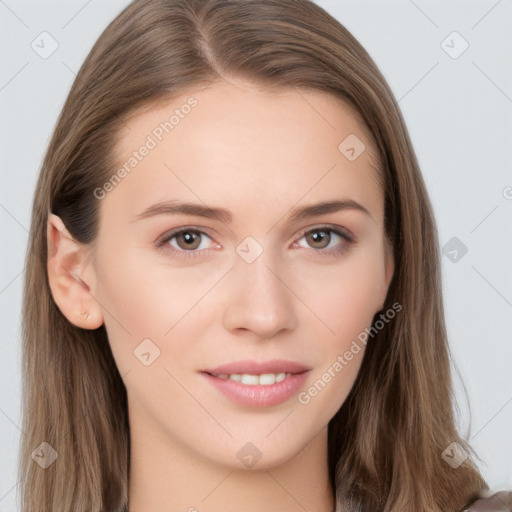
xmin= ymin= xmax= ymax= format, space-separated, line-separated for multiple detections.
xmin=202 ymin=359 xmax=311 ymax=376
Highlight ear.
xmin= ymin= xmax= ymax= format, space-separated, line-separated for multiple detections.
xmin=46 ymin=213 xmax=104 ymax=329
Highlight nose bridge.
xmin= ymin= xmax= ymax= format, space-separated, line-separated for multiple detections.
xmin=222 ymin=243 xmax=298 ymax=338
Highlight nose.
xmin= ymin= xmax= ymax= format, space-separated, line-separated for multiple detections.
xmin=221 ymin=250 xmax=298 ymax=340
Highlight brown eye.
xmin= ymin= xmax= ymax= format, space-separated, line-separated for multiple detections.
xmin=174 ymin=230 xmax=202 ymax=250
xmin=155 ymin=227 xmax=218 ymax=260
xmin=305 ymin=229 xmax=331 ymax=249
xmin=293 ymin=226 xmax=353 ymax=257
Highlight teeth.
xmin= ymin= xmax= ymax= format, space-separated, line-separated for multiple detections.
xmin=241 ymin=374 xmax=259 ymax=385
xmin=215 ymin=372 xmax=290 ymax=385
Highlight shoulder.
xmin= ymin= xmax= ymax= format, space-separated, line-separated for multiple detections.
xmin=463 ymin=491 xmax=512 ymax=511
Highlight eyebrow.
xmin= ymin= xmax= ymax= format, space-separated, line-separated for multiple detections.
xmin=132 ymin=198 xmax=373 ymax=224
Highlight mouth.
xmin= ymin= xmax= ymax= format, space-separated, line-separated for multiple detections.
xmin=201 ymin=358 xmax=311 ymax=376
xmin=203 ymin=371 xmax=294 ymax=386
xmin=199 ymin=359 xmax=311 ymax=407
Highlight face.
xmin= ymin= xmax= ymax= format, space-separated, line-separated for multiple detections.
xmin=82 ymin=79 xmax=393 ymax=470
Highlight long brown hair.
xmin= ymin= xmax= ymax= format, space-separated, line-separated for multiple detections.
xmin=19 ymin=0 xmax=488 ymax=510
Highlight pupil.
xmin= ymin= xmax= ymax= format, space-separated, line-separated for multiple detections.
xmin=180 ymin=231 xmax=199 ymax=249
xmin=310 ymin=230 xmax=328 ymax=248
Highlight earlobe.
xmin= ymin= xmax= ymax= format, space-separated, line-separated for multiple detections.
xmin=46 ymin=213 xmax=103 ymax=329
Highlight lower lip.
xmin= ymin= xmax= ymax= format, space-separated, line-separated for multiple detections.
xmin=200 ymin=371 xmax=310 ymax=407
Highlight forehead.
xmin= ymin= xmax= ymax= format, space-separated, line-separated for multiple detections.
xmin=106 ymin=80 xmax=383 ymax=224
xmin=115 ymin=79 xmax=379 ymax=166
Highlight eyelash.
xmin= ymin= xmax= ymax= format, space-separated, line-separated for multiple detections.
xmin=154 ymin=225 xmax=354 ymax=260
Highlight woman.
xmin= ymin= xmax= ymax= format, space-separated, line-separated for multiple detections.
xmin=18 ymin=0 xmax=510 ymax=510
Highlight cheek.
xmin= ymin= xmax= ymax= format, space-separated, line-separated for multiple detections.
xmin=91 ymin=248 xmax=167 ymax=365
xmin=314 ymin=253 xmax=384 ymax=407
xmin=96 ymin=262 xmax=163 ymax=330
xmin=95 ymin=243 xmax=195 ymax=328
xmin=297 ymin=252 xmax=384 ymax=348
xmin=298 ymin=266 xmax=376 ymax=417
xmin=92 ymin=248 xmax=217 ymax=368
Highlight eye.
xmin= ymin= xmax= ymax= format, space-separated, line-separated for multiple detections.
xmin=155 ymin=227 xmax=218 ymax=259
xmin=154 ymin=225 xmax=354 ymax=260
xmin=292 ymin=226 xmax=353 ymax=256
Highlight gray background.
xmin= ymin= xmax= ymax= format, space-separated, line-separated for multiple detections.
xmin=1 ymin=0 xmax=511 ymax=509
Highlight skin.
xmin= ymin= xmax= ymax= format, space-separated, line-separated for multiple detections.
xmin=47 ymin=77 xmax=394 ymax=512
